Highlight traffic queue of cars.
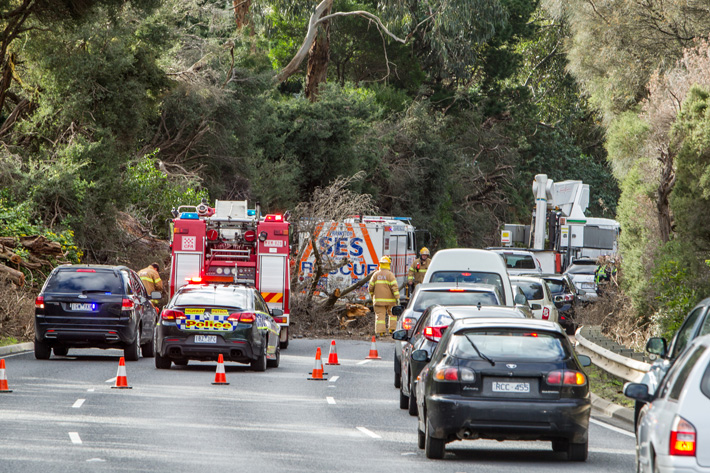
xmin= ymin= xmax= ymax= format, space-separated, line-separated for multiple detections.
xmin=393 ymin=248 xmax=593 ymax=461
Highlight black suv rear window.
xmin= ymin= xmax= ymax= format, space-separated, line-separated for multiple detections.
xmin=45 ymin=270 xmax=123 ymax=294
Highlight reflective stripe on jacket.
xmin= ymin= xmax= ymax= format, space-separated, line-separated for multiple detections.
xmin=368 ymin=269 xmax=400 ymax=306
xmin=138 ymin=266 xmax=164 ymax=294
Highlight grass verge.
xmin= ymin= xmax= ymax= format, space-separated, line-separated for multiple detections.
xmin=586 ymin=363 xmax=634 ymax=408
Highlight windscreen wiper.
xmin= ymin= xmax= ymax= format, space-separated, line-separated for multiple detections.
xmin=464 ymin=334 xmax=495 ymax=366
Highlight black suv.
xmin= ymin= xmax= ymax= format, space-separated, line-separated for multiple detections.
xmin=34 ymin=265 xmax=160 ymax=361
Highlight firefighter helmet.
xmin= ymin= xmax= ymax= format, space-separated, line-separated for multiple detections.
xmin=420 ymin=247 xmax=430 ymax=256
xmin=379 ymin=256 xmax=391 ymax=268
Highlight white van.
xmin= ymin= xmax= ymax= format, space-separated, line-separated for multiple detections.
xmin=422 ymin=249 xmax=515 ymax=306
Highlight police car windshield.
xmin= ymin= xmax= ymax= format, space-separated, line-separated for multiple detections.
xmin=174 ymin=290 xmax=248 ymax=309
xmin=413 ymin=291 xmax=499 ymax=312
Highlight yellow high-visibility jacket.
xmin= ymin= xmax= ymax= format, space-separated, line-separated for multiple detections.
xmin=368 ymin=269 xmax=400 ymax=306
xmin=407 ymin=258 xmax=431 ymax=285
xmin=138 ymin=266 xmax=163 ymax=294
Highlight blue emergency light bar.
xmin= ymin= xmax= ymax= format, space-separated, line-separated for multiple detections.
xmin=393 ymin=217 xmax=411 ymax=221
xmin=179 ymin=212 xmax=200 ymax=219
xmin=247 ymin=209 xmax=256 ymax=216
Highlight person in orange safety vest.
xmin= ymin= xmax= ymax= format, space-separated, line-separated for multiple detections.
xmin=368 ymin=256 xmax=400 ymax=336
xmin=138 ymin=263 xmax=163 ymax=302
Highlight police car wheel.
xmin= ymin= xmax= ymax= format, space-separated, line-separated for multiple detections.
xmin=267 ymin=345 xmax=280 ymax=368
xmin=155 ymin=353 xmax=172 ymax=369
xmin=251 ymin=342 xmax=267 ymax=372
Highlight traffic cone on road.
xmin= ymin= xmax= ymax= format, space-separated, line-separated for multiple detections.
xmin=0 ymin=359 xmax=12 ymax=393
xmin=212 ymin=354 xmax=230 ymax=385
xmin=326 ymin=340 xmax=340 ymax=365
xmin=308 ymin=347 xmax=327 ymax=381
xmin=111 ymin=357 xmax=132 ymax=389
xmin=366 ymin=336 xmax=381 ymax=359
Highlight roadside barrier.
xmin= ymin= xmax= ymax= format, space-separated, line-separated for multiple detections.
xmin=575 ymin=326 xmax=651 ymax=383
xmin=365 ymin=336 xmax=381 ymax=360
xmin=0 ymin=359 xmax=12 ymax=393
xmin=326 ymin=340 xmax=340 ymax=365
xmin=111 ymin=357 xmax=132 ymax=389
xmin=212 ymin=354 xmax=229 ymax=385
xmin=308 ymin=347 xmax=327 ymax=381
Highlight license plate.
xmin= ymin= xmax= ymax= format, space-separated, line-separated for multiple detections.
xmin=492 ymin=381 xmax=530 ymax=393
xmin=581 ymin=282 xmax=595 ymax=289
xmin=194 ymin=335 xmax=217 ymax=344
xmin=70 ymin=303 xmax=95 ymax=311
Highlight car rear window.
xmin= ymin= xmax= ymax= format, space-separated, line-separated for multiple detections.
xmin=413 ymin=290 xmax=499 ymax=312
xmin=516 ymin=281 xmax=544 ymax=301
xmin=44 ymin=270 xmax=123 ymax=294
xmin=428 ymin=272 xmax=503 ymax=297
xmin=503 ymin=254 xmax=536 ymax=270
xmin=545 ymin=280 xmax=566 ymax=293
xmin=565 ymin=264 xmax=597 ymax=275
xmin=450 ymin=329 xmax=568 ymax=361
xmin=174 ymin=289 xmax=248 ymax=309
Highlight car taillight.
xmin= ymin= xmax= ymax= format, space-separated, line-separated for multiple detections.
xmin=434 ymin=366 xmax=475 ymax=382
xmin=565 ymin=294 xmax=574 ymax=302
xmin=35 ymin=296 xmax=45 ymax=309
xmin=76 ymin=269 xmax=96 ymax=273
xmin=542 ymin=307 xmax=550 ymax=320
xmin=186 ymin=276 xmax=203 ymax=283
xmin=161 ymin=309 xmax=185 ymax=320
xmin=228 ymin=312 xmax=256 ymax=323
xmin=273 ymin=316 xmax=287 ymax=324
xmin=449 ymin=288 xmax=464 ymax=292
xmin=402 ymin=317 xmax=415 ymax=330
xmin=670 ymin=416 xmax=696 ymax=456
xmin=546 ymin=370 xmax=586 ymax=386
xmin=423 ymin=325 xmax=447 ymax=342
xmin=121 ymin=298 xmax=135 ymax=311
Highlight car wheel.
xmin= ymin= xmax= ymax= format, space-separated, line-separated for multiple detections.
xmin=53 ymin=346 xmax=69 ymax=357
xmin=267 ymin=345 xmax=280 ymax=368
xmin=552 ymin=439 xmax=569 ymax=452
xmin=567 ymin=440 xmax=588 ymax=462
xmin=417 ymin=425 xmax=426 ymax=450
xmin=565 ymin=323 xmax=576 ymax=336
xmin=408 ymin=384 xmax=418 ymax=416
xmin=155 ymin=353 xmax=172 ymax=369
xmin=34 ymin=339 xmax=51 ymax=360
xmin=399 ymin=385 xmax=409 ymax=409
xmin=634 ymin=400 xmax=644 ymax=431
xmin=124 ymin=329 xmax=140 ymax=361
xmin=141 ymin=336 xmax=155 ymax=358
xmin=173 ymin=360 xmax=188 ymax=366
xmin=251 ymin=342 xmax=267 ymax=372
xmin=279 ymin=327 xmax=289 ymax=349
xmin=394 ymin=368 xmax=401 ymax=388
xmin=394 ymin=353 xmax=401 ymax=388
xmin=425 ymin=419 xmax=445 ymax=459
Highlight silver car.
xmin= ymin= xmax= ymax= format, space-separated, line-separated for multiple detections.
xmin=624 ymin=334 xmax=710 ymax=472
xmin=564 ymin=259 xmax=599 ymax=302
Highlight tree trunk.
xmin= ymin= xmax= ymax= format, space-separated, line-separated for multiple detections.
xmin=304 ymin=3 xmax=332 ymax=102
xmin=0 ymin=263 xmax=25 ymax=287
xmin=233 ymin=0 xmax=251 ymax=29
xmin=657 ymin=147 xmax=676 ymax=243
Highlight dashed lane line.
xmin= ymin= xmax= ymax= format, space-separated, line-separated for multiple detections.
xmin=68 ymin=432 xmax=82 ymax=444
xmin=105 ymin=377 xmax=116 ymax=384
xmin=72 ymin=399 xmax=85 ymax=409
xmin=326 ymin=397 xmax=336 ymax=405
xmin=356 ymin=360 xmax=371 ymax=365
xmin=329 ymin=376 xmax=339 ymax=382
xmin=356 ymin=427 xmax=381 ymax=439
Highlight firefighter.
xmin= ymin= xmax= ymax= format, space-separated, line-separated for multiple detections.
xmin=368 ymin=256 xmax=400 ymax=336
xmin=407 ymin=247 xmax=431 ymax=295
xmin=138 ymin=263 xmax=164 ymax=304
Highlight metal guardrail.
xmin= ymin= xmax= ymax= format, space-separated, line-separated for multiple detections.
xmin=575 ymin=325 xmax=651 ymax=383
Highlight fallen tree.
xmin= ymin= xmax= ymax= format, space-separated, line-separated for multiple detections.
xmin=0 ymin=235 xmax=71 ymax=287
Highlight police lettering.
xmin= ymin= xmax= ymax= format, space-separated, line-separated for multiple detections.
xmin=186 ymin=320 xmax=232 ymax=330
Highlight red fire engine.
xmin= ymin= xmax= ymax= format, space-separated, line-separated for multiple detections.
xmin=168 ymin=200 xmax=291 ymax=348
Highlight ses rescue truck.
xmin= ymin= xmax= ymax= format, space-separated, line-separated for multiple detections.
xmin=298 ymin=216 xmax=416 ymax=301
xmin=168 ymin=200 xmax=291 ymax=348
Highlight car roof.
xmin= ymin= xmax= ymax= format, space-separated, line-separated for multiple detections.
xmin=435 ymin=305 xmax=527 ymax=319
xmin=176 ymin=283 xmax=254 ymax=294
xmin=416 ymin=282 xmax=499 ymax=292
xmin=488 ymin=248 xmax=535 ymax=255
xmin=56 ymin=264 xmax=130 ymax=271
xmin=509 ymin=275 xmax=546 ymax=283
xmin=449 ymin=317 xmax=564 ymax=334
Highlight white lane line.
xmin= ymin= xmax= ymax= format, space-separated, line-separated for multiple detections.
xmin=72 ymin=399 xmax=85 ymax=409
xmin=69 ymin=432 xmax=82 ymax=444
xmin=329 ymin=376 xmax=339 ymax=382
xmin=356 ymin=359 xmax=371 ymax=365
xmin=326 ymin=397 xmax=336 ymax=405
xmin=590 ymin=418 xmax=636 ymax=438
xmin=87 ymin=388 xmax=95 ymax=392
xmin=356 ymin=427 xmax=381 ymax=439
xmin=105 ymin=377 xmax=116 ymax=383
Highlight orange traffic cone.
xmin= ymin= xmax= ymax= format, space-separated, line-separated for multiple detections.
xmin=325 ymin=340 xmax=340 ymax=365
xmin=308 ymin=347 xmax=327 ymax=380
xmin=212 ymin=354 xmax=230 ymax=385
xmin=366 ymin=336 xmax=381 ymax=359
xmin=111 ymin=357 xmax=132 ymax=389
xmin=0 ymin=359 xmax=12 ymax=393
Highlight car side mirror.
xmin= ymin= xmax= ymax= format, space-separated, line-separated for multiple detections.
xmin=150 ymin=291 xmax=162 ymax=300
xmin=392 ymin=329 xmax=408 ymax=341
xmin=531 ymin=303 xmax=542 ymax=311
xmin=514 ymin=294 xmax=527 ymax=305
xmin=576 ymin=354 xmax=592 ymax=367
xmin=623 ymin=382 xmax=651 ymax=403
xmin=270 ymin=308 xmax=284 ymax=317
xmin=412 ymin=349 xmax=430 ymax=362
xmin=646 ymin=337 xmax=668 ymax=358
xmin=391 ymin=305 xmax=403 ymax=317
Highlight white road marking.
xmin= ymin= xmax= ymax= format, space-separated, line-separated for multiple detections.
xmin=356 ymin=426 xmax=381 ymax=439
xmin=72 ymin=399 xmax=85 ymax=408
xmin=105 ymin=377 xmax=116 ymax=384
xmin=326 ymin=397 xmax=336 ymax=405
xmin=86 ymin=459 xmax=106 ymax=463
xmin=69 ymin=432 xmax=82 ymax=444
xmin=329 ymin=376 xmax=339 ymax=382
xmin=356 ymin=360 xmax=371 ymax=365
xmin=590 ymin=418 xmax=636 ymax=438
xmin=87 ymin=388 xmax=95 ymax=392
xmin=401 ymin=452 xmax=416 ymax=456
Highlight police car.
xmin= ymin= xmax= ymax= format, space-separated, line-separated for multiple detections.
xmin=155 ymin=283 xmax=282 ymax=370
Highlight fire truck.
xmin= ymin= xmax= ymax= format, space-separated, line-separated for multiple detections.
xmin=168 ymin=200 xmax=291 ymax=348
xmin=297 ymin=216 xmax=416 ymax=302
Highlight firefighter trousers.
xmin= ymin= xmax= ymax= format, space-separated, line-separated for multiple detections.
xmin=374 ymin=305 xmax=397 ymax=335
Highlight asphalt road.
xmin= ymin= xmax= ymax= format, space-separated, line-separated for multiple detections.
xmin=0 ymin=339 xmax=636 ymax=473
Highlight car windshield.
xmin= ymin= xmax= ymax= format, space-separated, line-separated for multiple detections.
xmin=565 ymin=264 xmax=597 ymax=275
xmin=428 ymin=272 xmax=503 ymax=297
xmin=413 ymin=290 xmax=499 ymax=312
xmin=450 ymin=329 xmax=568 ymax=361
xmin=515 ymin=281 xmax=544 ymax=301
xmin=502 ymin=254 xmax=536 ymax=270
xmin=174 ymin=289 xmax=248 ymax=309
xmin=545 ymin=280 xmax=566 ymax=294
xmin=44 ymin=270 xmax=123 ymax=294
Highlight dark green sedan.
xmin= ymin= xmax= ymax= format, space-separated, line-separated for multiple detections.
xmin=155 ymin=283 xmax=282 ymax=371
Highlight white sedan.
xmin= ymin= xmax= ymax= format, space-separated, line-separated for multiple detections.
xmin=625 ymin=334 xmax=710 ymax=472
xmin=509 ymin=276 xmax=559 ymax=323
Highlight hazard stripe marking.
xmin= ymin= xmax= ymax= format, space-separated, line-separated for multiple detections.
xmin=356 ymin=427 xmax=381 ymax=439
xmin=69 ymin=432 xmax=82 ymax=444
xmin=261 ymin=292 xmax=284 ymax=303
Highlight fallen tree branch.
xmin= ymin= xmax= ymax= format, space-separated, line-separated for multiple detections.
xmin=0 ymin=262 xmax=24 ymax=287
